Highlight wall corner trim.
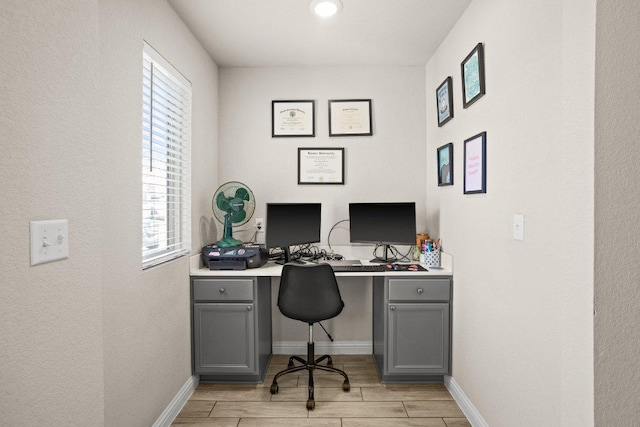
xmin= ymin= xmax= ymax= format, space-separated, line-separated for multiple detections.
xmin=445 ymin=375 xmax=489 ymax=427
xmin=152 ymin=375 xmax=199 ymax=427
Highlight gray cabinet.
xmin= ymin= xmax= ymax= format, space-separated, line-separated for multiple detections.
xmin=191 ymin=277 xmax=271 ymax=383
xmin=373 ymin=276 xmax=452 ymax=382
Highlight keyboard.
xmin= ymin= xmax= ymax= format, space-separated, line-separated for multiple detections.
xmin=331 ymin=265 xmax=387 ymax=272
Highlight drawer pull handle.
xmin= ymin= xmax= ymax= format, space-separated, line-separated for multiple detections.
xmin=247 ymin=305 xmax=252 ymax=311
xmin=219 ymin=288 xmax=225 ymax=293
xmin=390 ymin=305 xmax=396 ymax=311
xmin=417 ymin=288 xmax=424 ymax=294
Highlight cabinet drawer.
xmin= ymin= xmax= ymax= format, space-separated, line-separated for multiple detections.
xmin=388 ymin=278 xmax=450 ymax=301
xmin=193 ymin=278 xmax=255 ymax=301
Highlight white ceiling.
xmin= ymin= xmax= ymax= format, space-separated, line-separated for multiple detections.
xmin=167 ymin=0 xmax=472 ymax=67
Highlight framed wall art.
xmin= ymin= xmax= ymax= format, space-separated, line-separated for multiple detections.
xmin=328 ymin=99 xmax=372 ymax=136
xmin=272 ymin=100 xmax=315 ymax=137
xmin=298 ymin=147 xmax=345 ymax=185
xmin=436 ymin=77 xmax=454 ymax=127
xmin=463 ymin=132 xmax=487 ymax=194
xmin=437 ymin=143 xmax=454 ymax=186
xmin=461 ymin=43 xmax=486 ymax=108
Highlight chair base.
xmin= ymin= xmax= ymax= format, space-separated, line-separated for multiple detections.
xmin=270 ymin=341 xmax=350 ymax=410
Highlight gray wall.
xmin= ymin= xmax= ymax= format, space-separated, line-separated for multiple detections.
xmin=594 ymin=0 xmax=640 ymax=424
xmin=0 ymin=0 xmax=219 ymax=425
xmin=425 ymin=0 xmax=595 ymax=425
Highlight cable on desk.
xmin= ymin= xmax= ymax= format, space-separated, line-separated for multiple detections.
xmin=371 ymin=244 xmax=414 ymax=263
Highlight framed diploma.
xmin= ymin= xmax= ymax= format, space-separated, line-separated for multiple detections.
xmin=463 ymin=132 xmax=487 ymax=194
xmin=272 ymin=100 xmax=315 ymax=137
xmin=328 ymin=99 xmax=372 ymax=136
xmin=298 ymin=148 xmax=345 ymax=185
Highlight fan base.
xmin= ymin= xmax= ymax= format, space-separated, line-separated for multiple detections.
xmin=215 ymin=237 xmax=244 ymax=248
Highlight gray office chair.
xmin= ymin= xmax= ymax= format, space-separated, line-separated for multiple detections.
xmin=269 ymin=263 xmax=350 ymax=410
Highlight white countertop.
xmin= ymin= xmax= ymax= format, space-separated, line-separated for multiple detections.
xmin=190 ymin=251 xmax=453 ymax=277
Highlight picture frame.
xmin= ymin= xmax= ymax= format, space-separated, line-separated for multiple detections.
xmin=461 ymin=43 xmax=486 ymax=108
xmin=464 ymin=132 xmax=487 ymax=194
xmin=437 ymin=143 xmax=454 ymax=186
xmin=436 ymin=77 xmax=454 ymax=127
xmin=298 ymin=147 xmax=345 ymax=185
xmin=328 ymin=99 xmax=372 ymax=136
xmin=272 ymin=100 xmax=315 ymax=137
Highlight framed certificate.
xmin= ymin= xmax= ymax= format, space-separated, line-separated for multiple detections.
xmin=328 ymin=99 xmax=372 ymax=136
xmin=272 ymin=100 xmax=315 ymax=137
xmin=298 ymin=148 xmax=345 ymax=185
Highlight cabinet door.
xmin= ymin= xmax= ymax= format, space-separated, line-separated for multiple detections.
xmin=193 ymin=303 xmax=256 ymax=374
xmin=387 ymin=303 xmax=449 ymax=375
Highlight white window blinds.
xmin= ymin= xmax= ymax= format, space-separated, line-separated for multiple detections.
xmin=142 ymin=42 xmax=192 ymax=269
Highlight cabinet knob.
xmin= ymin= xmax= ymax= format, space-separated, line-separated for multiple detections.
xmin=247 ymin=305 xmax=252 ymax=311
xmin=219 ymin=288 xmax=225 ymax=293
xmin=417 ymin=288 xmax=424 ymax=294
xmin=390 ymin=305 xmax=396 ymax=311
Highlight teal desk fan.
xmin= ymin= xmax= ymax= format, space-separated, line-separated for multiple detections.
xmin=212 ymin=181 xmax=255 ymax=248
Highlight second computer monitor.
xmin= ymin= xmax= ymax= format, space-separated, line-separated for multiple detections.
xmin=265 ymin=203 xmax=321 ymax=263
xmin=349 ymin=202 xmax=416 ymax=262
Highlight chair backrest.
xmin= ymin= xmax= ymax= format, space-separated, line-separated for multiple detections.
xmin=277 ymin=263 xmax=344 ymax=324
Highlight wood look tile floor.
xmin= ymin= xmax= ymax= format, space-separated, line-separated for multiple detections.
xmin=173 ymin=355 xmax=470 ymax=427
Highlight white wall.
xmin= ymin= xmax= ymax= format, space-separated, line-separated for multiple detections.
xmin=425 ymin=0 xmax=595 ymax=425
xmin=1 ymin=1 xmax=104 ymax=425
xmin=218 ymin=66 xmax=427 ymax=243
xmin=218 ymin=66 xmax=426 ymax=343
xmin=0 ymin=0 xmax=219 ymax=425
xmin=99 ymin=0 xmax=218 ymax=425
xmin=594 ymin=0 xmax=640 ymax=424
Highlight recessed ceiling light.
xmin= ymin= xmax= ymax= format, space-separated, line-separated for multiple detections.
xmin=310 ymin=0 xmax=343 ymax=18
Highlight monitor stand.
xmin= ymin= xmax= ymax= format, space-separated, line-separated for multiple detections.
xmin=370 ymin=245 xmax=397 ymax=263
xmin=275 ymin=246 xmax=305 ymax=265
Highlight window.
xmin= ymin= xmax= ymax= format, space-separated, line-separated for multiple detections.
xmin=142 ymin=42 xmax=191 ymax=269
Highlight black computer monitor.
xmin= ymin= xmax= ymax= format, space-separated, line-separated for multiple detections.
xmin=348 ymin=202 xmax=416 ymax=262
xmin=265 ymin=203 xmax=322 ymax=264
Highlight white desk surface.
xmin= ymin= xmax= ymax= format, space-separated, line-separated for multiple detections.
xmin=190 ymin=252 xmax=453 ymax=278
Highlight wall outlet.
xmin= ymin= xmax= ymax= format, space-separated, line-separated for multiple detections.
xmin=255 ymin=218 xmax=264 ymax=230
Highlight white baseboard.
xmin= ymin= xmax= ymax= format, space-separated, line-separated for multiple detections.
xmin=152 ymin=375 xmax=198 ymax=427
xmin=445 ymin=376 xmax=489 ymax=427
xmin=273 ymin=341 xmax=372 ymax=355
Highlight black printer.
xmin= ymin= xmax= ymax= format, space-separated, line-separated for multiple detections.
xmin=201 ymin=244 xmax=268 ymax=270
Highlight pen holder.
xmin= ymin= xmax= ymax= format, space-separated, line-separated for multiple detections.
xmin=421 ymin=249 xmax=440 ymax=267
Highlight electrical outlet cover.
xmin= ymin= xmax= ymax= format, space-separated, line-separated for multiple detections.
xmin=30 ymin=219 xmax=69 ymax=265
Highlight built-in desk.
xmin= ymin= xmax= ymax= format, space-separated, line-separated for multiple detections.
xmin=190 ymin=256 xmax=453 ymax=384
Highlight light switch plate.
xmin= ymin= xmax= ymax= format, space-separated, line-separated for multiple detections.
xmin=513 ymin=214 xmax=525 ymax=241
xmin=30 ymin=219 xmax=69 ymax=265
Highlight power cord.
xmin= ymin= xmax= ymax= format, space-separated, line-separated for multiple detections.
xmin=327 ymin=219 xmax=349 ymax=254
xmin=371 ymin=244 xmax=414 ymax=262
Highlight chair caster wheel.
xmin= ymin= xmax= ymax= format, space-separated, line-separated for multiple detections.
xmin=287 ymin=362 xmax=294 ymax=369
xmin=306 ymin=399 xmax=315 ymax=410
xmin=326 ymin=362 xmax=333 ymax=368
xmin=342 ymin=381 xmax=350 ymax=392
xmin=270 ymin=384 xmax=279 ymax=394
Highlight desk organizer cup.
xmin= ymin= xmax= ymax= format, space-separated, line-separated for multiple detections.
xmin=421 ymin=248 xmax=440 ymax=267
